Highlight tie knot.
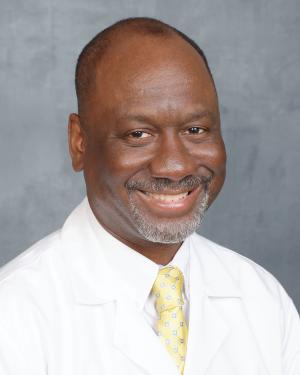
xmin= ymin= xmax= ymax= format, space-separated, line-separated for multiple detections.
xmin=152 ymin=266 xmax=185 ymax=313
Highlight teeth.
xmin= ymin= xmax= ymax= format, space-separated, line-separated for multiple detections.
xmin=147 ymin=192 xmax=189 ymax=202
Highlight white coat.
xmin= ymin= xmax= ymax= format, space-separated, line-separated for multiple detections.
xmin=0 ymin=198 xmax=299 ymax=375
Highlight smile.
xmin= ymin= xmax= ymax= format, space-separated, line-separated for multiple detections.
xmin=133 ymin=186 xmax=203 ymax=218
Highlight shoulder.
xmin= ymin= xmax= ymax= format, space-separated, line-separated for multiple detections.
xmin=0 ymin=232 xmax=64 ymax=372
xmin=0 ymin=230 xmax=61 ymax=280
xmin=189 ymin=232 xmax=296 ymax=306
xmin=0 ymin=230 xmax=65 ymax=305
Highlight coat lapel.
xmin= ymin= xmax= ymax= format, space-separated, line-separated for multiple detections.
xmin=184 ymin=293 xmax=229 ymax=375
xmin=184 ymin=240 xmax=230 ymax=375
xmin=113 ymin=296 xmax=179 ymax=375
xmin=184 ymin=234 xmax=242 ymax=375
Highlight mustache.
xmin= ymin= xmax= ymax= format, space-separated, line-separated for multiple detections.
xmin=125 ymin=174 xmax=212 ymax=193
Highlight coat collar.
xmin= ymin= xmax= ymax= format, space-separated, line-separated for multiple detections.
xmin=60 ymin=198 xmax=243 ymax=306
xmin=60 ymin=197 xmax=159 ymax=306
xmin=60 ymin=198 xmax=115 ymax=304
xmin=189 ymin=233 xmax=242 ymax=298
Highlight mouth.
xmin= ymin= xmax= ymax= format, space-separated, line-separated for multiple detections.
xmin=143 ymin=190 xmax=191 ymax=202
xmin=132 ymin=186 xmax=204 ymax=217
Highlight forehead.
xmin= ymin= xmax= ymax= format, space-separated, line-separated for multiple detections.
xmin=88 ymin=34 xmax=218 ymax=123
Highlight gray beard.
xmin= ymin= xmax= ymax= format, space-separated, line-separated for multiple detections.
xmin=127 ymin=190 xmax=209 ymax=244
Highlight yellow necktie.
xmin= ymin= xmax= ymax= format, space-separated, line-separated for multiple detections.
xmin=152 ymin=266 xmax=188 ymax=374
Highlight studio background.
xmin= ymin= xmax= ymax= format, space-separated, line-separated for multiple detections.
xmin=0 ymin=0 xmax=299 ymax=310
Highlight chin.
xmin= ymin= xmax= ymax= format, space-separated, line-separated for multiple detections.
xmin=129 ymin=191 xmax=209 ymax=244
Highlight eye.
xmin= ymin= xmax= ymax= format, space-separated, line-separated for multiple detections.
xmin=128 ymin=130 xmax=151 ymax=139
xmin=185 ymin=127 xmax=205 ymax=135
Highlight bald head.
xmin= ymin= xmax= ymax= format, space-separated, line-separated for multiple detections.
xmin=75 ymin=17 xmax=214 ymax=118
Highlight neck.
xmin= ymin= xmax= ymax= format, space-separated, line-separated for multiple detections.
xmin=125 ymin=240 xmax=182 ymax=265
xmin=98 ymin=220 xmax=182 ymax=265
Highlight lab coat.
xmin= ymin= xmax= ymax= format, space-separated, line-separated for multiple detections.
xmin=0 ymin=198 xmax=299 ymax=375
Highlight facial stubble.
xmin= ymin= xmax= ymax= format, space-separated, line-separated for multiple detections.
xmin=127 ymin=182 xmax=210 ymax=244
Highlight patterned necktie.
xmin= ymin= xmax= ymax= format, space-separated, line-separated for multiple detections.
xmin=152 ymin=266 xmax=188 ymax=374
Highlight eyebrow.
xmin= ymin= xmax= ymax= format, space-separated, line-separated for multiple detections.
xmin=117 ymin=110 xmax=216 ymax=125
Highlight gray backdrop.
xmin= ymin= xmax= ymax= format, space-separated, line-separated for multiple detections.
xmin=1 ymin=0 xmax=299 ymax=310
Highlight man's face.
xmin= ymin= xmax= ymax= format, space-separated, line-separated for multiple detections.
xmin=71 ymin=35 xmax=226 ymax=246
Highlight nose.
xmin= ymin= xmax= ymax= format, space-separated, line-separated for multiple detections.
xmin=148 ymin=132 xmax=198 ymax=181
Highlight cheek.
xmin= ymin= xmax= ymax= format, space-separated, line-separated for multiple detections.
xmin=104 ymin=137 xmax=156 ymax=175
xmin=106 ymin=146 xmax=153 ymax=180
xmin=192 ymin=140 xmax=226 ymax=173
xmin=208 ymin=143 xmax=226 ymax=175
xmin=84 ymin=142 xmax=153 ymax=196
xmin=192 ymin=141 xmax=226 ymax=197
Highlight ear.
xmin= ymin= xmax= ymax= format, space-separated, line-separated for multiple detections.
xmin=68 ymin=113 xmax=86 ymax=171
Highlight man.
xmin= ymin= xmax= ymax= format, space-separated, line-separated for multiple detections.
xmin=0 ymin=17 xmax=299 ymax=375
